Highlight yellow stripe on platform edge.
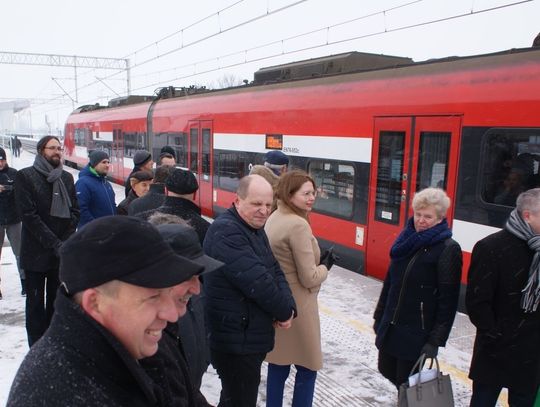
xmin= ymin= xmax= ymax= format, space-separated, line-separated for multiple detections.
xmin=318 ymin=303 xmax=509 ymax=407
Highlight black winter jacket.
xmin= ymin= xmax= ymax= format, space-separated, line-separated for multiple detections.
xmin=128 ymin=184 xmax=166 ymax=215
xmin=141 ymin=322 xmax=212 ymax=407
xmin=117 ymin=190 xmax=139 ymax=216
xmin=177 ymin=293 xmax=210 ymax=390
xmin=0 ymin=165 xmax=20 ymax=225
xmin=374 ymin=238 xmax=462 ymax=361
xmin=7 ymin=293 xmax=159 ymax=406
xmin=138 ymin=196 xmax=210 ymax=244
xmin=15 ymin=166 xmax=79 ymax=272
xmin=466 ymin=229 xmax=540 ymax=393
xmin=203 ymin=205 xmax=296 ymax=355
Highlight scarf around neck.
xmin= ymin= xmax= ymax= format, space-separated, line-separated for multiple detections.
xmin=505 ymin=209 xmax=540 ymax=313
xmin=390 ymin=217 xmax=452 ymax=260
xmin=33 ymin=154 xmax=72 ymax=219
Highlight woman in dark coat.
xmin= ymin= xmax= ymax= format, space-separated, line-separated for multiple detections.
xmin=373 ymin=187 xmax=462 ymax=389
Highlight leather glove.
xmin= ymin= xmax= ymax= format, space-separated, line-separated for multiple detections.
xmin=420 ymin=343 xmax=439 ymax=358
xmin=320 ymin=247 xmax=337 ymax=270
xmin=320 ymin=248 xmax=330 ymax=263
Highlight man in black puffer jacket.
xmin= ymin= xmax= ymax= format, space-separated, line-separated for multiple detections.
xmin=203 ymin=175 xmax=297 ymax=407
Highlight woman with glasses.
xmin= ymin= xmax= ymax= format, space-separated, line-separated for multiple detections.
xmin=264 ymin=170 xmax=334 ymax=407
xmin=373 ymin=188 xmax=462 ymax=392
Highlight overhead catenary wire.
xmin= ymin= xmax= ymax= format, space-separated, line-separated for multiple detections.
xmin=129 ymin=0 xmax=422 ymax=81
xmin=34 ymin=0 xmax=532 ymax=113
xmin=129 ymin=0 xmax=532 ymax=93
xmin=61 ymin=0 xmax=310 ymax=99
xmin=29 ymin=0 xmax=309 ymax=109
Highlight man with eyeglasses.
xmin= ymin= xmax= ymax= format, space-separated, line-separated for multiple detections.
xmin=15 ymin=135 xmax=79 ymax=346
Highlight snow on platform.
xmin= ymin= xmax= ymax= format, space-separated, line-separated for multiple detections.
xmin=0 ymin=147 xmax=510 ymax=406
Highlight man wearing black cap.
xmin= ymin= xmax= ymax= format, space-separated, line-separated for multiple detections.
xmin=75 ymin=150 xmax=116 ymax=229
xmin=138 ymin=168 xmax=210 ymax=243
xmin=117 ymin=170 xmax=154 ymax=215
xmin=15 ymin=135 xmax=79 ymax=346
xmin=125 ymin=149 xmax=153 ymax=197
xmin=264 ymin=150 xmax=289 ymax=176
xmin=142 ymin=222 xmax=223 ymax=406
xmin=0 ymin=147 xmax=25 ymax=298
xmin=128 ymin=165 xmax=174 ymax=216
xmin=7 ymin=216 xmax=204 ymax=406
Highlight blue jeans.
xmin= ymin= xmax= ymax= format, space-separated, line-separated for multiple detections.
xmin=266 ymin=363 xmax=317 ymax=407
xmin=470 ymin=381 xmax=537 ymax=407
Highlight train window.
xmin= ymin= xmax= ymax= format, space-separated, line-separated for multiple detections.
xmin=123 ymin=132 xmax=147 ymax=158
xmin=154 ymin=132 xmax=187 ymax=167
xmin=169 ymin=132 xmax=187 ymax=168
xmin=309 ymin=160 xmax=354 ymax=218
xmin=481 ymin=129 xmax=540 ymax=208
xmin=374 ymin=131 xmax=405 ymax=225
xmin=74 ymin=128 xmax=89 ymax=146
xmin=202 ymin=129 xmax=211 ymax=177
xmin=416 ymin=132 xmax=450 ymax=191
xmin=190 ymin=129 xmax=198 ymax=172
xmin=217 ymin=152 xmax=247 ymax=192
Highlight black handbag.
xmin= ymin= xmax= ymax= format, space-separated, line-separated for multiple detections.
xmin=398 ymin=354 xmax=454 ymax=407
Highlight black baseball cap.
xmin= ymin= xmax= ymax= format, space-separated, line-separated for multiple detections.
xmin=156 ymin=223 xmax=223 ymax=273
xmin=59 ymin=216 xmax=203 ymax=295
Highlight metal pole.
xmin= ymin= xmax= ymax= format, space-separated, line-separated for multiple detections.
xmin=126 ymin=59 xmax=131 ymax=96
xmin=73 ymin=56 xmax=78 ymax=103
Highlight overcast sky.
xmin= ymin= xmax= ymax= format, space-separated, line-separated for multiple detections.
xmin=1 ymin=0 xmax=538 ymax=133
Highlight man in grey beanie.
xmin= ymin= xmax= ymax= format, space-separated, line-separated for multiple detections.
xmin=75 ymin=150 xmax=116 ymax=229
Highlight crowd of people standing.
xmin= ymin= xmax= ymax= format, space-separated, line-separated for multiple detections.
xmin=0 ymin=137 xmax=539 ymax=406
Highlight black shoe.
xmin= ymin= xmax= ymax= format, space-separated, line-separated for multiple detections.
xmin=21 ymin=279 xmax=26 ymax=297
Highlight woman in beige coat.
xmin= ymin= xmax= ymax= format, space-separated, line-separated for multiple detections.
xmin=264 ymin=170 xmax=335 ymax=407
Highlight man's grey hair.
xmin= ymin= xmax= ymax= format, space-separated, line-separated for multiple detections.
xmin=147 ymin=211 xmax=189 ymax=226
xmin=516 ymin=188 xmax=540 ymax=215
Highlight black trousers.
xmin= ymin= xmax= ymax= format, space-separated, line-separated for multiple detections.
xmin=470 ymin=381 xmax=537 ymax=407
xmin=378 ymin=349 xmax=417 ymax=390
xmin=211 ymin=349 xmax=266 ymax=407
xmin=25 ymin=268 xmax=59 ymax=346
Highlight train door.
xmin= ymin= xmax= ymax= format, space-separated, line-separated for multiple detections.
xmin=111 ymin=124 xmax=124 ymax=181
xmin=188 ymin=120 xmax=213 ymax=217
xmin=366 ymin=116 xmax=461 ymax=279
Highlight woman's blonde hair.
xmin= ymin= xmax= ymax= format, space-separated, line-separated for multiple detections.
xmin=412 ymin=187 xmax=451 ymax=219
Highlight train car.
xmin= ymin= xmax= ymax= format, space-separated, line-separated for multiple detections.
xmin=63 ymin=47 xmax=540 ymax=290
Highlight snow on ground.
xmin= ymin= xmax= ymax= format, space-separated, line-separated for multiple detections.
xmin=0 ymin=148 xmax=509 ymax=406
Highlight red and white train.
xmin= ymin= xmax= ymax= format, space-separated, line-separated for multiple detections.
xmin=63 ymin=47 xmax=540 ymax=289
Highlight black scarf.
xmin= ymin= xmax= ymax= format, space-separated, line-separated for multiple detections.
xmin=390 ymin=217 xmax=452 ymax=260
xmin=33 ymin=154 xmax=72 ymax=219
